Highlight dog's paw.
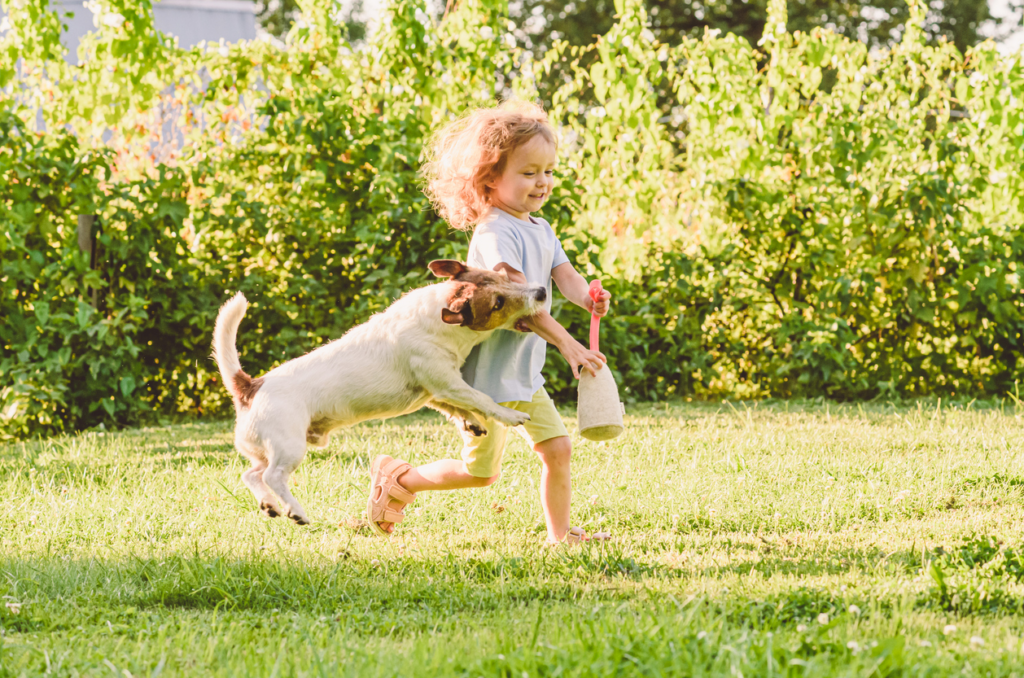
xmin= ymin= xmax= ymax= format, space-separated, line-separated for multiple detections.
xmin=289 ymin=513 xmax=310 ymax=526
xmin=495 ymin=408 xmax=530 ymax=427
xmin=457 ymin=417 xmax=487 ymax=437
xmin=260 ymin=502 xmax=281 ymax=518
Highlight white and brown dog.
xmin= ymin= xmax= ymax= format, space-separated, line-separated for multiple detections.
xmin=212 ymin=260 xmax=546 ymax=525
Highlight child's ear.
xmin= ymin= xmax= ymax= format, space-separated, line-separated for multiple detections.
xmin=429 ymin=260 xmax=468 ymax=278
xmin=483 ymin=167 xmax=503 ymax=190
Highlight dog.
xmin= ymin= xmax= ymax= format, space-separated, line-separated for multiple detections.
xmin=211 ymin=259 xmax=547 ymax=524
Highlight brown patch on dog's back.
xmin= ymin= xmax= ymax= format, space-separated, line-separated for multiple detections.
xmin=232 ymin=370 xmax=264 ymax=409
xmin=307 ymin=418 xmax=333 ymax=446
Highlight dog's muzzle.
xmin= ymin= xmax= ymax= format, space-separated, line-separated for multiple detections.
xmin=533 ymin=287 xmax=547 ymax=303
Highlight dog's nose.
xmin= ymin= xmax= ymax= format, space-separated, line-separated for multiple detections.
xmin=534 ymin=287 xmax=547 ymax=302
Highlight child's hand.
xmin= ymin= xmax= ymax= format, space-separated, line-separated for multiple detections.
xmin=588 ymin=286 xmax=612 ymax=317
xmin=559 ymin=341 xmax=607 ymax=380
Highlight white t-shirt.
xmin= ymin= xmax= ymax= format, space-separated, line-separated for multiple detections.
xmin=460 ymin=207 xmax=570 ymax=403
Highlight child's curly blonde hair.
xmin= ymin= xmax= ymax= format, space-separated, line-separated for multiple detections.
xmin=421 ymin=100 xmax=556 ymax=231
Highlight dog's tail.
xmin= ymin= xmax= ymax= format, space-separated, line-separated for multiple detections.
xmin=212 ymin=292 xmax=262 ymax=410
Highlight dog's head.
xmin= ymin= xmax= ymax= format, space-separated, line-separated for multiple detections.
xmin=428 ymin=260 xmax=546 ymax=331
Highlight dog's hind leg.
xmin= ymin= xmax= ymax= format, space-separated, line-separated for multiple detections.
xmin=236 ymin=431 xmax=282 ymax=519
xmin=261 ymin=436 xmax=310 ymax=525
xmin=241 ymin=462 xmax=281 ymax=518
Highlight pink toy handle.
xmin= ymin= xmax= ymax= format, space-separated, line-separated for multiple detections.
xmin=588 ymin=280 xmax=603 ymax=352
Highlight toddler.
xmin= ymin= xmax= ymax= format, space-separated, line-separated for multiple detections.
xmin=366 ymin=101 xmax=610 ymax=544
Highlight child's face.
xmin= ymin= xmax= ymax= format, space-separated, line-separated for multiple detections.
xmin=487 ymin=134 xmax=557 ymax=220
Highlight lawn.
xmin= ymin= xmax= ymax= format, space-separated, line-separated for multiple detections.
xmin=3 ymin=400 xmax=1024 ymax=676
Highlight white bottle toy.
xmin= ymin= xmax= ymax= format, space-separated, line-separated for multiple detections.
xmin=577 ymin=280 xmax=624 ymax=441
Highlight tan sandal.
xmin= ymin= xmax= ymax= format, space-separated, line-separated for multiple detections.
xmin=367 ymin=455 xmax=416 ymax=536
xmin=556 ymin=526 xmax=612 ymax=545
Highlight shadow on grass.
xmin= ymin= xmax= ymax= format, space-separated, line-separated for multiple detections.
xmin=0 ymin=540 xmax=925 ymax=621
xmin=697 ymin=542 xmax=922 ymax=579
xmin=958 ymin=473 xmax=1024 ymax=493
xmin=0 ymin=549 xmax=664 ymax=637
xmin=0 ymin=554 xmax=870 ymax=638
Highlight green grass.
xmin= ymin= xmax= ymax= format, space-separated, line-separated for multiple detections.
xmin=3 ymin=399 xmax=1024 ymax=676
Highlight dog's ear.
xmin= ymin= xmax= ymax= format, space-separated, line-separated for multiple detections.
xmin=441 ymin=294 xmax=472 ymax=326
xmin=429 ymin=260 xmax=468 ymax=279
xmin=441 ymin=308 xmax=464 ymax=325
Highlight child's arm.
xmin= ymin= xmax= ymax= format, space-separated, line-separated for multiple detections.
xmin=493 ymin=263 xmax=606 ymax=379
xmin=551 ymin=262 xmax=611 ymax=316
xmin=521 ymin=311 xmax=606 ymax=379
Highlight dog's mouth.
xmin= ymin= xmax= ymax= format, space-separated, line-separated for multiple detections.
xmin=515 ymin=287 xmax=545 ymax=317
xmin=514 ymin=287 xmax=547 ymax=324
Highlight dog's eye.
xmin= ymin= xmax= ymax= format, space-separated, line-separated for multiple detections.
xmin=493 ymin=296 xmax=505 ymax=311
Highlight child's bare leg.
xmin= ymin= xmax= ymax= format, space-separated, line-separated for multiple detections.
xmin=400 ymin=416 xmax=505 ymax=493
xmin=534 ymin=435 xmax=572 ymax=543
xmin=374 ymin=460 xmax=499 ymax=533
xmin=372 ymin=417 xmax=506 ymax=533
xmin=399 ymin=460 xmax=499 ymax=492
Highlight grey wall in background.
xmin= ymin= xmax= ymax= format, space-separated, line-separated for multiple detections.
xmin=4 ymin=0 xmax=256 ymax=64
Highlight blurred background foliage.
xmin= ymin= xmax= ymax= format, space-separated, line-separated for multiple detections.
xmin=1 ymin=0 xmax=1022 ymax=440
xmin=257 ymin=0 xmax=1022 ymax=54
xmin=514 ymin=0 xmax=1020 ymax=56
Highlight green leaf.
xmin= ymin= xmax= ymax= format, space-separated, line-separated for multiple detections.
xmin=119 ymin=376 xmax=136 ymax=397
xmin=34 ymin=302 xmax=50 ymax=325
xmin=955 ymin=76 xmax=968 ymax=103
xmin=591 ymin=62 xmax=607 ymax=101
xmin=77 ymin=303 xmax=94 ymax=328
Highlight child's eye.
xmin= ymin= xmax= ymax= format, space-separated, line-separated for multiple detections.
xmin=545 ymin=170 xmax=555 ymax=176
xmin=523 ymin=172 xmax=535 ymax=177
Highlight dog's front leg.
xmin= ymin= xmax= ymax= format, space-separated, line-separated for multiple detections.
xmin=432 ymin=385 xmax=528 ymax=428
xmin=411 ymin=357 xmax=529 ymax=428
xmin=428 ymin=400 xmax=488 ymax=436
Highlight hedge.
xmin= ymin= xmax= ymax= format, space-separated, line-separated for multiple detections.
xmin=1 ymin=0 xmax=1022 ymax=439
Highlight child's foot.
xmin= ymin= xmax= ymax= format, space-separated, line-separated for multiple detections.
xmin=548 ymin=526 xmax=612 ymax=546
xmin=367 ymin=455 xmax=416 ymax=536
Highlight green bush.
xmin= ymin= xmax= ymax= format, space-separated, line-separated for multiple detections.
xmin=1 ymin=0 xmax=1022 ymax=439
xmin=0 ymin=112 xmax=218 ymax=435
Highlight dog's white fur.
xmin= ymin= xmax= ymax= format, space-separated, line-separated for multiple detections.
xmin=212 ymin=262 xmax=545 ymax=524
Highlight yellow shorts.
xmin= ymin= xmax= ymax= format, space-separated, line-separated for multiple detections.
xmin=462 ymin=388 xmax=569 ymax=478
